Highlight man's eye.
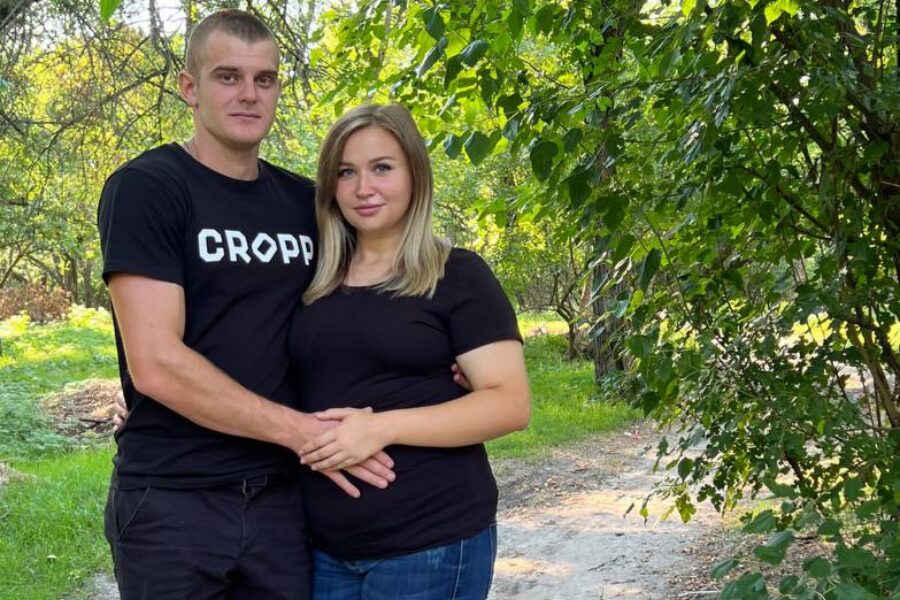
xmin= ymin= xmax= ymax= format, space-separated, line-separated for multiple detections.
xmin=219 ymin=74 xmax=237 ymax=84
xmin=257 ymin=76 xmax=276 ymax=88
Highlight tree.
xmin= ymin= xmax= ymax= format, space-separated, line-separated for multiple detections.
xmin=314 ymin=0 xmax=899 ymax=595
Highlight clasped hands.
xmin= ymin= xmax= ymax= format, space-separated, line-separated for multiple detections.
xmin=300 ymin=407 xmax=389 ymax=473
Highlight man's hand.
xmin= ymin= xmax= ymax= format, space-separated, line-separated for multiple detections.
xmin=300 ymin=408 xmax=392 ymax=472
xmin=452 ymin=362 xmax=472 ymax=390
xmin=293 ymin=410 xmax=395 ymax=498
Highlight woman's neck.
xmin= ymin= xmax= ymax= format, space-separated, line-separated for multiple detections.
xmin=346 ymin=233 xmax=402 ymax=286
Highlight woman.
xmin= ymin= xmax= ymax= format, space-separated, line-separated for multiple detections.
xmin=289 ymin=103 xmax=531 ymax=600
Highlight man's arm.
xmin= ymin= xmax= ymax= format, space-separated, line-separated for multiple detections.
xmin=108 ymin=273 xmax=393 ymax=496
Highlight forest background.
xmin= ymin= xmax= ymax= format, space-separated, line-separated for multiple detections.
xmin=0 ymin=0 xmax=898 ymax=598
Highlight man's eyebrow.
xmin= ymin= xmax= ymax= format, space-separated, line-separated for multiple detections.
xmin=210 ymin=66 xmax=279 ymax=77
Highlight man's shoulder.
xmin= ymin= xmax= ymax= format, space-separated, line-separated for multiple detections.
xmin=110 ymin=144 xmax=186 ymax=188
xmin=260 ymin=159 xmax=315 ymax=191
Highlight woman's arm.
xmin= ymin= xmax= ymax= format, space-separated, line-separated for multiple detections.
xmin=298 ymin=339 xmax=530 ymax=472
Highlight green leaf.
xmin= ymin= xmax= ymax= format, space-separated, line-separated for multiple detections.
xmin=802 ymin=556 xmax=831 ymax=579
xmin=444 ymin=55 xmax=464 ymax=88
xmin=677 ymin=457 xmax=694 ymax=479
xmin=100 ymin=0 xmax=121 ymax=21
xmin=710 ymin=558 xmax=739 ymax=579
xmin=721 ymin=573 xmax=766 ymax=600
xmin=464 ymin=131 xmax=493 ymax=165
xmin=818 ymin=518 xmax=840 ymax=536
xmin=638 ymin=248 xmax=662 ymax=292
xmin=529 ymin=140 xmax=558 ymax=182
xmin=417 ymin=37 xmax=448 ymax=79
xmin=835 ymin=546 xmax=876 ymax=570
xmin=566 ymin=169 xmax=591 ymax=205
xmin=762 ymin=476 xmax=798 ymax=499
xmin=459 ymin=40 xmax=490 ymax=67
xmin=443 ymin=133 xmax=463 ymax=159
xmin=844 ymin=476 xmax=863 ymax=501
xmin=508 ymin=7 xmax=526 ymax=40
xmin=778 ymin=576 xmax=801 ymax=594
xmin=765 ymin=0 xmax=799 ymax=24
xmin=534 ymin=4 xmax=556 ymax=34
xmin=833 ymin=582 xmax=879 ymax=600
xmin=421 ymin=7 xmax=445 ymax=41
xmin=563 ymin=128 xmax=584 ymax=152
xmin=743 ymin=510 xmax=776 ymax=534
xmin=754 ymin=545 xmax=786 ymax=565
xmin=682 ymin=0 xmax=697 ymax=17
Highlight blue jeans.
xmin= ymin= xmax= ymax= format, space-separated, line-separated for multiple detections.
xmin=312 ymin=525 xmax=497 ymax=600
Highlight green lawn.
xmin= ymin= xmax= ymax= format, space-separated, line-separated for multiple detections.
xmin=0 ymin=308 xmax=118 ymax=459
xmin=0 ymin=308 xmax=638 ymax=599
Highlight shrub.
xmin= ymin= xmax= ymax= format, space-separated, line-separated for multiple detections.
xmin=0 ymin=284 xmax=70 ymax=323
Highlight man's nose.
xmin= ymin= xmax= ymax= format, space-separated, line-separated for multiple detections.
xmin=238 ymin=79 xmax=258 ymax=103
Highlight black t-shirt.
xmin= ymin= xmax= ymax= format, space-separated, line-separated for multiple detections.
xmin=98 ymin=143 xmax=316 ymax=488
xmin=289 ymin=248 xmax=522 ymax=559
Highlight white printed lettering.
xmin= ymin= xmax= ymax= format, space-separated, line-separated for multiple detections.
xmin=299 ymin=235 xmax=314 ymax=266
xmin=225 ymin=230 xmax=251 ymax=264
xmin=198 ymin=229 xmax=224 ymax=262
xmin=277 ymin=234 xmax=301 ymax=265
xmin=197 ymin=228 xmax=313 ymax=265
xmin=251 ymin=233 xmax=278 ymax=263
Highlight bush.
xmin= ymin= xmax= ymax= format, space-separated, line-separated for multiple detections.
xmin=0 ymin=284 xmax=70 ymax=323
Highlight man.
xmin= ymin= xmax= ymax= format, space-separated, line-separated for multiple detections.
xmin=98 ymin=10 xmax=393 ymax=599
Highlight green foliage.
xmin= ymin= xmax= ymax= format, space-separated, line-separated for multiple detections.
xmin=318 ymin=0 xmax=900 ymax=596
xmin=0 ymin=448 xmax=113 ymax=600
xmin=488 ymin=320 xmax=640 ymax=458
xmin=0 ymin=308 xmax=118 ymax=459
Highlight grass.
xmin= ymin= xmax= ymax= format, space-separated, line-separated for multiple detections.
xmin=0 ymin=307 xmax=118 ymax=459
xmin=0 ymin=308 xmax=639 ymax=599
xmin=0 ymin=448 xmax=113 ymax=600
xmin=488 ymin=330 xmax=639 ymax=459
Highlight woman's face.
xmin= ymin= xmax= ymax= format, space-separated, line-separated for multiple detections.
xmin=334 ymin=126 xmax=413 ymax=242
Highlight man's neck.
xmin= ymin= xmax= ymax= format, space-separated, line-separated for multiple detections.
xmin=184 ymin=134 xmax=260 ymax=181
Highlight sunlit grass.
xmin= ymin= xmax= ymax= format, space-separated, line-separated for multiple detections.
xmin=0 ymin=308 xmax=118 ymax=459
xmin=488 ymin=331 xmax=640 ymax=459
xmin=0 ymin=447 xmax=113 ymax=600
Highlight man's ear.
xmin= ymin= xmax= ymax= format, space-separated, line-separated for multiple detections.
xmin=178 ymin=70 xmax=198 ymax=108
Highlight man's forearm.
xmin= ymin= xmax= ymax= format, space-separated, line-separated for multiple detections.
xmin=129 ymin=340 xmax=316 ymax=454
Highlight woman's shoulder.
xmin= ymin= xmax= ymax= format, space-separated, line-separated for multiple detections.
xmin=440 ymin=247 xmax=499 ymax=289
xmin=446 ymin=247 xmax=489 ymax=269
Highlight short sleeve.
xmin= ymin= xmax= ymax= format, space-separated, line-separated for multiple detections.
xmin=446 ymin=250 xmax=522 ymax=356
xmin=97 ymin=167 xmax=187 ymax=286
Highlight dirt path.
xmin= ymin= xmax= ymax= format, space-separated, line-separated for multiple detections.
xmin=86 ymin=422 xmax=721 ymax=600
xmin=489 ymin=422 xmax=720 ymax=600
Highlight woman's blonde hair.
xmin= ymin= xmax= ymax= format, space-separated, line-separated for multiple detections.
xmin=303 ymin=104 xmax=451 ymax=304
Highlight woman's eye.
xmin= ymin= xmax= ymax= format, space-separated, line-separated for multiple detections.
xmin=374 ymin=163 xmax=392 ymax=174
xmin=337 ymin=168 xmax=354 ymax=178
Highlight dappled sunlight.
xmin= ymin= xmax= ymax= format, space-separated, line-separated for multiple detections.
xmin=494 ymin=556 xmax=573 ymax=578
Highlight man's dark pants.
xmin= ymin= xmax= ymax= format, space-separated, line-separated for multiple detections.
xmin=105 ymin=473 xmax=310 ymax=599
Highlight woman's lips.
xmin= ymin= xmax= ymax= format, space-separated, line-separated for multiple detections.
xmin=355 ymin=204 xmax=384 ymax=217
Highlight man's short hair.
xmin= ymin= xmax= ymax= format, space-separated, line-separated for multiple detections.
xmin=185 ymin=9 xmax=278 ymax=76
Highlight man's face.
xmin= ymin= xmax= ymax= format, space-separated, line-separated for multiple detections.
xmin=180 ymin=30 xmax=281 ymax=151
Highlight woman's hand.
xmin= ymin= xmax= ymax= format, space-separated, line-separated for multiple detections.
xmin=113 ymin=392 xmax=129 ymax=432
xmin=299 ymin=408 xmax=392 ymax=472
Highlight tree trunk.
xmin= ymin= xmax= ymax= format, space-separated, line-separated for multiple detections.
xmin=81 ymin=259 xmax=95 ymax=307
